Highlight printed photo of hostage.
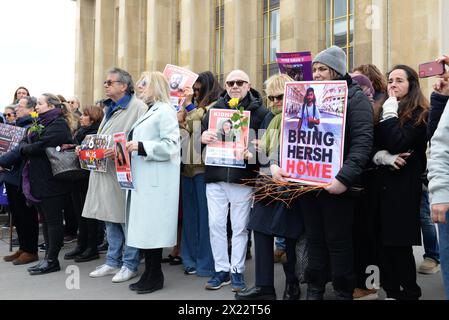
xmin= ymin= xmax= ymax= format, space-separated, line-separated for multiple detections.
xmin=280 ymin=81 xmax=348 ymax=185
xmin=163 ymin=64 xmax=199 ymax=110
xmin=113 ymin=132 xmax=134 ymax=190
xmin=297 ymin=87 xmax=321 ymax=131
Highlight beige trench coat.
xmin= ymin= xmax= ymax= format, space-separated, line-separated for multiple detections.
xmin=82 ymin=95 xmax=147 ymax=223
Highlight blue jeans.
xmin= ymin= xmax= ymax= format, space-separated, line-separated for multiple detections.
xmin=420 ymin=191 xmax=440 ymax=262
xmin=438 ymin=211 xmax=449 ymax=299
xmin=275 ymin=237 xmax=286 ymax=251
xmin=105 ymin=222 xmax=140 ymax=272
xmin=181 ymin=174 xmax=214 ymax=277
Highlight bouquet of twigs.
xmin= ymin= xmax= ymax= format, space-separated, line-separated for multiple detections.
xmin=242 ymin=173 xmax=329 ymax=208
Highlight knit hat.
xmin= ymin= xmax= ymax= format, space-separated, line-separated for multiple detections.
xmin=313 ymin=46 xmax=347 ymax=77
xmin=351 ymin=74 xmax=375 ymax=96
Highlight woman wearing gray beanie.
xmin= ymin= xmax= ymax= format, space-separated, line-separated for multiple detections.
xmin=299 ymin=46 xmax=374 ymax=300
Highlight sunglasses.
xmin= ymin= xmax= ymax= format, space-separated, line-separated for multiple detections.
xmin=193 ymin=87 xmax=201 ymax=92
xmin=5 ymin=113 xmax=16 ymax=117
xmin=267 ymin=94 xmax=284 ymax=102
xmin=226 ymin=80 xmax=248 ymax=87
xmin=103 ymin=80 xmax=121 ymax=86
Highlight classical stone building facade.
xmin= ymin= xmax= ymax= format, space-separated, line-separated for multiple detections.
xmin=75 ymin=0 xmax=449 ymax=105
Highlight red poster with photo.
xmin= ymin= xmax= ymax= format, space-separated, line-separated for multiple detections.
xmin=113 ymin=132 xmax=134 ymax=190
xmin=163 ymin=64 xmax=199 ymax=111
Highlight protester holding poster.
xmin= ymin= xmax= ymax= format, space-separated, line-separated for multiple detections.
xmin=125 ymin=71 xmax=180 ymax=294
xmin=83 ymin=67 xmax=147 ymax=282
xmin=236 ymin=74 xmax=304 ymax=301
xmin=64 ymin=105 xmax=103 ymax=263
xmin=179 ymin=71 xmax=222 ymax=278
xmin=0 ymin=96 xmax=39 ymax=265
xmin=294 ymin=46 xmax=373 ymax=300
xmin=201 ymin=69 xmax=268 ymax=292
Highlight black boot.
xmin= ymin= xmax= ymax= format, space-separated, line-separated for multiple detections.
xmin=136 ymin=249 xmax=164 ymax=294
xmin=64 ymin=246 xmax=86 ymax=260
xmin=28 ymin=259 xmax=61 ymax=275
xmin=283 ymin=282 xmax=300 ymax=300
xmin=333 ymin=276 xmax=355 ymax=300
xmin=74 ymin=247 xmax=99 ymax=263
xmin=235 ymin=286 xmax=276 ymax=300
xmin=129 ymin=250 xmax=150 ymax=291
xmin=306 ymin=284 xmax=325 ymax=300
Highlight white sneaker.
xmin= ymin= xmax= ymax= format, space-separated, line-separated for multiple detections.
xmin=111 ymin=266 xmax=138 ymax=283
xmin=418 ymin=258 xmax=440 ymax=274
xmin=89 ymin=264 xmax=120 ymax=278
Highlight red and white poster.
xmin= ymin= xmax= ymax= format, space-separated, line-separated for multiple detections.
xmin=280 ymin=81 xmax=348 ymax=185
xmin=163 ymin=64 xmax=199 ymax=111
xmin=78 ymin=134 xmax=111 ymax=173
xmin=205 ymin=109 xmax=251 ymax=169
xmin=113 ymin=132 xmax=134 ymax=190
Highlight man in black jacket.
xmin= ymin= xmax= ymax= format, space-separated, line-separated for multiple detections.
xmin=201 ymin=70 xmax=269 ymax=292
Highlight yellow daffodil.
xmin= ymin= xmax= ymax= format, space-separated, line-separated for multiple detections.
xmin=30 ymin=111 xmax=39 ymax=119
xmin=228 ymin=98 xmax=240 ymax=108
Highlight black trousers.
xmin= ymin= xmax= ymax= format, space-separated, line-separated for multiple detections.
xmin=254 ymin=231 xmax=298 ymax=288
xmin=301 ymin=192 xmax=356 ymax=293
xmin=63 ymin=193 xmax=78 ymax=236
xmin=71 ymin=179 xmax=98 ymax=250
xmin=5 ymin=183 xmax=39 ymax=254
xmin=36 ymin=195 xmax=66 ymax=261
xmin=380 ymin=245 xmax=421 ymax=300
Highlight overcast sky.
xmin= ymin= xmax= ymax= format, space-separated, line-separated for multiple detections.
xmin=0 ymin=0 xmax=76 ymax=111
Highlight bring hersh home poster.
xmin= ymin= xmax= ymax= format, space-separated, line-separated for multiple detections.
xmin=280 ymin=81 xmax=348 ymax=185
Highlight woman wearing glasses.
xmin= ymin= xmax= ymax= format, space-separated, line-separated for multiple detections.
xmin=125 ymin=71 xmax=180 ymax=294
xmin=4 ymin=105 xmax=17 ymax=124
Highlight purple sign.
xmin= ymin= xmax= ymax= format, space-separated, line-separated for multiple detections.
xmin=276 ymin=51 xmax=313 ymax=81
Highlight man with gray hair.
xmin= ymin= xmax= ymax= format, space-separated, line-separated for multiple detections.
xmin=82 ymin=67 xmax=147 ymax=282
xmin=201 ymin=69 xmax=269 ymax=292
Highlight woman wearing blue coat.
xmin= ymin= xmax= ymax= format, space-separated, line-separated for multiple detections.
xmin=125 ymin=71 xmax=180 ymax=294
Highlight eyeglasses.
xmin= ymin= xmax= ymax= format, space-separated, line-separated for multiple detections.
xmin=226 ymin=80 xmax=248 ymax=87
xmin=267 ymin=94 xmax=284 ymax=102
xmin=103 ymin=80 xmax=121 ymax=87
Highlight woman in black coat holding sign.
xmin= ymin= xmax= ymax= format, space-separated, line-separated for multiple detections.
xmin=282 ymin=46 xmax=373 ymax=300
xmin=64 ymin=105 xmax=104 ymax=263
xmin=20 ymin=93 xmax=74 ymax=275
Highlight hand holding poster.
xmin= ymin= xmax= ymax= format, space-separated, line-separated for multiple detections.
xmin=280 ymin=81 xmax=348 ymax=185
xmin=113 ymin=132 xmax=134 ymax=190
xmin=78 ymin=134 xmax=111 ymax=172
xmin=163 ymin=64 xmax=199 ymax=111
xmin=205 ymin=109 xmax=251 ymax=169
xmin=276 ymin=52 xmax=313 ymax=81
xmin=0 ymin=123 xmax=26 ymax=156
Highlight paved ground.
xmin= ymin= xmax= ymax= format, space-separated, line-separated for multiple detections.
xmin=0 ymin=226 xmax=446 ymax=300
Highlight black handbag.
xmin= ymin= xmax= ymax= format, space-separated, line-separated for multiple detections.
xmin=45 ymin=145 xmax=88 ymax=180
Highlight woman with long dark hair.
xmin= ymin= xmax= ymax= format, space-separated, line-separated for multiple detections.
xmin=371 ymin=65 xmax=429 ymax=300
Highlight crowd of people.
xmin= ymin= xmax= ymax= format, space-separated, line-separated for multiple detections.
xmin=1 ymin=45 xmax=449 ymax=300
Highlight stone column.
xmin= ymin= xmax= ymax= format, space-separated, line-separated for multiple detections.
xmin=145 ymin=0 xmax=176 ymax=72
xmin=93 ymin=0 xmax=115 ymax=102
xmin=117 ymin=0 xmax=147 ymax=82
xmin=353 ymin=0 xmax=373 ymax=69
xmin=280 ymin=0 xmax=326 ymax=56
xmin=75 ymin=0 xmax=95 ymax=105
xmin=223 ymin=0 xmax=262 ymax=90
xmin=179 ymin=0 xmax=213 ymax=72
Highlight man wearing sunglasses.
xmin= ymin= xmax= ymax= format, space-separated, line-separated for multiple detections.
xmin=201 ymin=70 xmax=269 ymax=293
xmin=82 ymin=67 xmax=147 ymax=283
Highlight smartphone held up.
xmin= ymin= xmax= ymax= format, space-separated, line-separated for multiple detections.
xmin=418 ymin=61 xmax=445 ymax=78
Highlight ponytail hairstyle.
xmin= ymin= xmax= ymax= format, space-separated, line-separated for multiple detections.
xmin=42 ymin=93 xmax=78 ymax=132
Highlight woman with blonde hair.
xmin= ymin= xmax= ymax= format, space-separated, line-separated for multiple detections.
xmin=20 ymin=93 xmax=74 ymax=275
xmin=236 ymin=73 xmax=304 ymax=301
xmin=125 ymin=71 xmax=180 ymax=294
